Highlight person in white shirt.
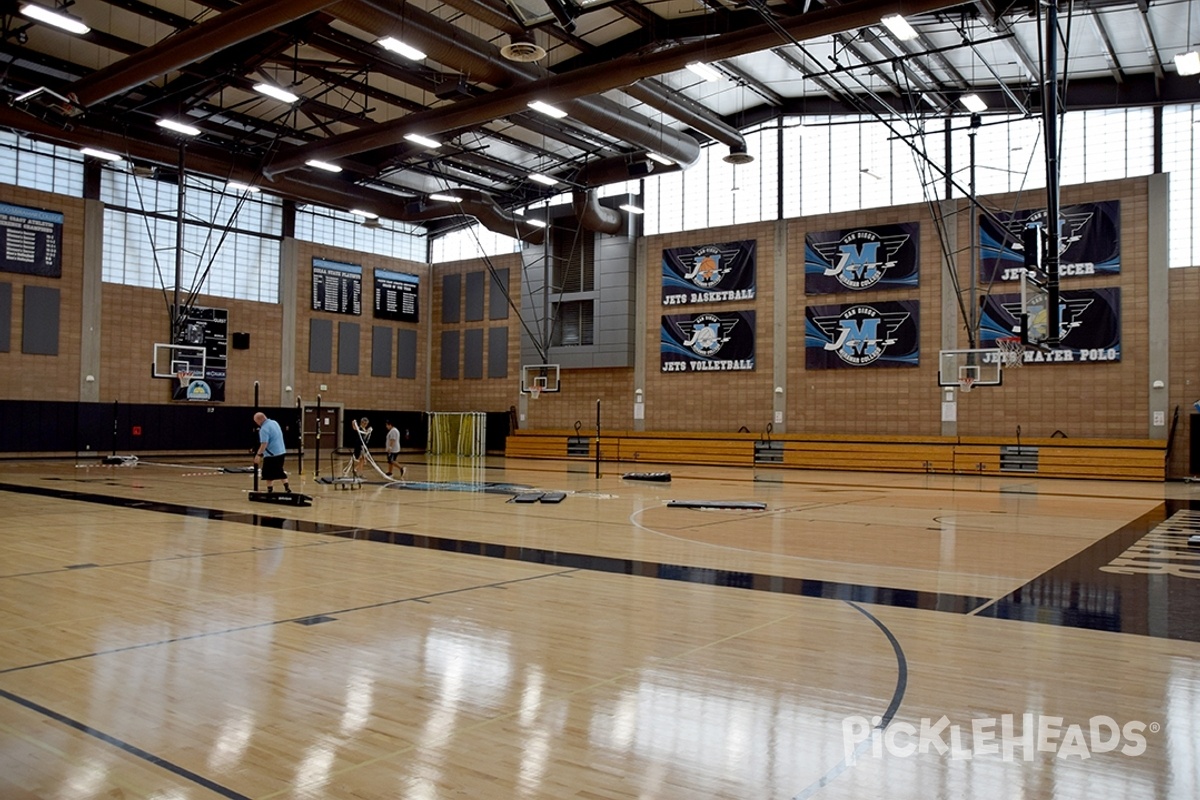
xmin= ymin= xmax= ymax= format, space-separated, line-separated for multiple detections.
xmin=384 ymin=419 xmax=404 ymax=478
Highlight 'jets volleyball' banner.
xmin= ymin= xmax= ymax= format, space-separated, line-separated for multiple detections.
xmin=805 ymin=300 xmax=920 ymax=369
xmin=978 ymin=287 xmax=1121 ymax=363
xmin=661 ymin=310 xmax=755 ymax=372
xmin=804 ymin=222 xmax=920 ymax=294
xmin=979 ymin=200 xmax=1120 ymax=283
xmin=662 ymin=240 xmax=756 ymax=305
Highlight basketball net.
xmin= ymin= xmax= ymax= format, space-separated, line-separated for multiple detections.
xmin=996 ymin=337 xmax=1024 ymax=369
xmin=529 ymin=385 xmax=541 ymax=400
xmin=958 ymin=375 xmax=974 ymax=393
xmin=177 ymin=370 xmax=194 ymax=388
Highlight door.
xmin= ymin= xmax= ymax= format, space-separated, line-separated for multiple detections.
xmin=304 ymin=406 xmax=340 ymax=458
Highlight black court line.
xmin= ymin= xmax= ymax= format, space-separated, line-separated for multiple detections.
xmin=0 ymin=687 xmax=251 ymax=800
xmin=792 ymin=600 xmax=909 ymax=800
xmin=0 ymin=480 xmax=990 ymax=613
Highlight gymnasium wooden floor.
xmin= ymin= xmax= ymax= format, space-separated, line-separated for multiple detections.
xmin=2 ymin=453 xmax=1199 ymax=799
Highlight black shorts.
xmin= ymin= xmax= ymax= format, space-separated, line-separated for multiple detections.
xmin=386 ymin=451 xmax=399 ymax=464
xmin=261 ymin=454 xmax=287 ymax=480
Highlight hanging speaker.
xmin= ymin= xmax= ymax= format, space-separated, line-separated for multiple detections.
xmin=232 ymin=332 xmax=250 ymax=350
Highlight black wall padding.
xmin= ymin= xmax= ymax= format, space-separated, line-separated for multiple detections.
xmin=441 ymin=273 xmax=461 ymax=323
xmin=22 ymin=285 xmax=59 ymax=355
xmin=465 ymin=271 xmax=485 ymax=321
xmin=463 ymin=329 xmax=483 ymax=379
xmin=0 ymin=282 xmax=11 ymax=352
xmin=489 ymin=269 xmax=509 ymax=320
xmin=0 ymin=401 xmax=302 ymax=454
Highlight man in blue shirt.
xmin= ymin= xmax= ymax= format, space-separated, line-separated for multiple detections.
xmin=253 ymin=412 xmax=291 ymax=494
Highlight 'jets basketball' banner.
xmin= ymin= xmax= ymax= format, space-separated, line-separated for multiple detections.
xmin=978 ymin=287 xmax=1121 ymax=363
xmin=662 ymin=240 xmax=756 ymax=305
xmin=661 ymin=310 xmax=755 ymax=372
xmin=805 ymin=300 xmax=920 ymax=369
xmin=980 ymin=200 xmax=1120 ymax=283
xmin=804 ymin=222 xmax=920 ymax=294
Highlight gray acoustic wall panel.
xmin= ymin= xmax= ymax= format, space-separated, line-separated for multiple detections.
xmin=488 ymin=326 xmax=508 ymax=378
xmin=396 ymin=328 xmax=417 ymax=379
xmin=465 ymin=271 xmax=485 ymax=321
xmin=22 ymin=285 xmax=59 ymax=355
xmin=464 ymin=328 xmax=483 ymax=379
xmin=371 ymin=325 xmax=392 ymax=377
xmin=489 ymin=269 xmax=509 ymax=320
xmin=0 ymin=282 xmax=10 ymax=352
xmin=440 ymin=330 xmax=460 ymax=379
xmin=309 ymin=318 xmax=333 ymax=373
xmin=442 ymin=273 xmax=461 ymax=323
xmin=338 ymin=321 xmax=360 ymax=375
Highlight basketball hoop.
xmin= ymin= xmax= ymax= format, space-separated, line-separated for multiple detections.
xmin=996 ymin=336 xmax=1024 ymax=369
xmin=529 ymin=385 xmax=541 ymax=400
xmin=176 ymin=370 xmax=195 ymax=387
xmin=958 ymin=375 xmax=974 ymax=393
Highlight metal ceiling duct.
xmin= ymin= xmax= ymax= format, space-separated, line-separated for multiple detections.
xmin=275 ymin=0 xmax=966 ymax=180
xmin=572 ymin=189 xmax=624 ymax=235
xmin=270 ymin=0 xmax=702 ymax=175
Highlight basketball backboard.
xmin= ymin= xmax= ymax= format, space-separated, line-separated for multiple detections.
xmin=938 ymin=349 xmax=1003 ymax=388
xmin=152 ymin=342 xmax=206 ymax=379
xmin=520 ymin=364 xmax=560 ymax=394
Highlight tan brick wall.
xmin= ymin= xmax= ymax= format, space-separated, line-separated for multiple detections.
xmin=294 ymin=241 xmax=428 ymax=410
xmin=5 ymin=176 xmax=1197 ymax=473
xmin=428 ymin=253 xmax=524 ymax=414
xmin=639 ymin=222 xmax=777 ymax=434
xmin=0 ymin=188 xmax=85 ymax=401
xmin=785 ymin=204 xmax=941 ymax=437
xmin=1168 ymin=266 xmax=1200 ymax=478
xmin=937 ymin=178 xmax=1151 ymax=439
xmin=99 ymin=285 xmax=285 ymax=405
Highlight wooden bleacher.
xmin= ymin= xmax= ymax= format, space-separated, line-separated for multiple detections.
xmin=505 ymin=430 xmax=1167 ymax=481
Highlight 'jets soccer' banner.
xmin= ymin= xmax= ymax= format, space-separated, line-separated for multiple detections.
xmin=805 ymin=300 xmax=919 ymax=369
xmin=661 ymin=310 xmax=755 ymax=372
xmin=662 ymin=240 xmax=756 ymax=305
xmin=980 ymin=200 xmax=1120 ymax=283
xmin=804 ymin=222 xmax=920 ymax=294
xmin=978 ymin=287 xmax=1121 ymax=363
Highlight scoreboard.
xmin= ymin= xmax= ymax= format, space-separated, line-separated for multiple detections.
xmin=312 ymin=257 xmax=362 ymax=315
xmin=373 ymin=269 xmax=419 ymax=323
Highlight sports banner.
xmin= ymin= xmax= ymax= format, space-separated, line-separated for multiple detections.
xmin=805 ymin=300 xmax=919 ymax=369
xmin=979 ymin=200 xmax=1120 ymax=283
xmin=661 ymin=310 xmax=755 ymax=372
xmin=662 ymin=240 xmax=756 ymax=305
xmin=804 ymin=222 xmax=919 ymax=294
xmin=978 ymin=288 xmax=1121 ymax=363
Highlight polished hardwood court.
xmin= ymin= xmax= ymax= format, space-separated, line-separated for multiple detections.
xmin=1 ymin=455 xmax=1198 ymax=799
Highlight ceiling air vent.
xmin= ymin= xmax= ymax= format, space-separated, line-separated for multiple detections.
xmin=722 ymin=144 xmax=755 ymax=165
xmin=501 ymin=33 xmax=547 ymax=63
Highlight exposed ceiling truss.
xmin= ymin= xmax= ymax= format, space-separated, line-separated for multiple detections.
xmin=0 ymin=0 xmax=1195 ymax=241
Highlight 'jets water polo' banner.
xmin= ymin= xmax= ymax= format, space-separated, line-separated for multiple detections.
xmin=980 ymin=200 xmax=1120 ymax=283
xmin=804 ymin=222 xmax=920 ymax=294
xmin=662 ymin=240 xmax=756 ymax=305
xmin=661 ymin=310 xmax=755 ymax=372
xmin=805 ymin=300 xmax=919 ymax=369
xmin=978 ymin=287 xmax=1121 ymax=363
